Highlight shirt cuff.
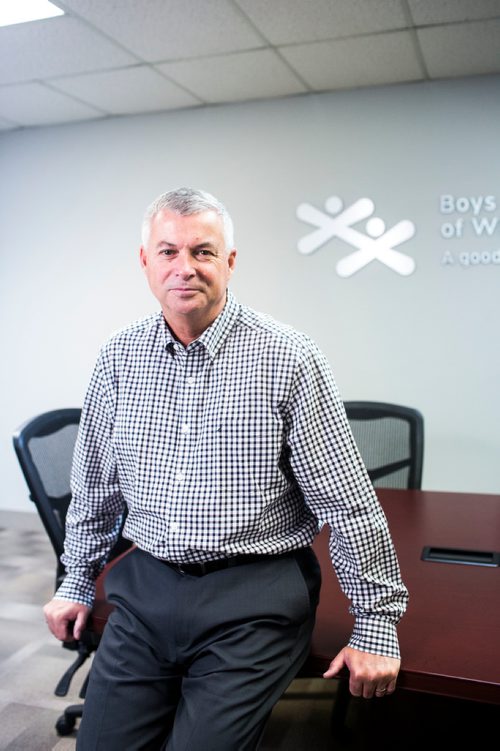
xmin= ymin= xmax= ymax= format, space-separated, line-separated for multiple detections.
xmin=348 ymin=616 xmax=401 ymax=660
xmin=53 ymin=572 xmax=96 ymax=609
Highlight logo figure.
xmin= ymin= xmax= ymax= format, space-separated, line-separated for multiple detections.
xmin=297 ymin=196 xmax=416 ymax=277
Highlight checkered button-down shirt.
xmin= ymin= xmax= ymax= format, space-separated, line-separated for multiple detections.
xmin=57 ymin=292 xmax=408 ymax=658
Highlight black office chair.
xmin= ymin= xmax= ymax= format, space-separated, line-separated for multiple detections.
xmin=13 ymin=408 xmax=130 ymax=736
xmin=344 ymin=401 xmax=424 ymax=489
xmin=329 ymin=401 xmax=424 ymax=736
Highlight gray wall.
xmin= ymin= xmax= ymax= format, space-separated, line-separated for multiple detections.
xmin=2 ymin=75 xmax=499 ymax=512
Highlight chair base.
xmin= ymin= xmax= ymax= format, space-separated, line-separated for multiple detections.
xmin=55 ymin=703 xmax=83 ymax=736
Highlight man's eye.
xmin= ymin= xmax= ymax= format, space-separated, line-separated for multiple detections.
xmin=195 ymin=249 xmax=213 ymax=257
xmin=159 ymin=249 xmax=175 ymax=256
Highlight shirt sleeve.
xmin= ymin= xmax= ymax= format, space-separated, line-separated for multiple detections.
xmin=54 ymin=351 xmax=125 ymax=607
xmin=285 ymin=340 xmax=409 ymax=659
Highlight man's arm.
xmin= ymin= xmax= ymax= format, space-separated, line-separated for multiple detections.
xmin=285 ymin=340 xmax=409 ymax=690
xmin=45 ymin=353 xmax=125 ymax=639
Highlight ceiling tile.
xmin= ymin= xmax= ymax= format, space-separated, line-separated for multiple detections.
xmin=51 ymin=66 xmax=200 ymax=115
xmin=418 ymin=19 xmax=500 ymax=77
xmin=0 ymin=83 xmax=103 ymax=127
xmin=408 ymin=0 xmax=500 ymax=25
xmin=157 ymin=50 xmax=307 ymax=103
xmin=235 ymin=0 xmax=408 ymax=45
xmin=60 ymin=0 xmax=265 ymax=62
xmin=0 ymin=1 xmax=497 ymax=132
xmin=280 ymin=31 xmax=423 ymax=90
xmin=0 ymin=16 xmax=136 ymax=86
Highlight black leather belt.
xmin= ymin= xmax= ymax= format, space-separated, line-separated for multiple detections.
xmin=162 ymin=550 xmax=304 ymax=577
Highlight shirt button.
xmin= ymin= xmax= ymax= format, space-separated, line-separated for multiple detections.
xmin=175 ymin=471 xmax=185 ymax=483
xmin=181 ymin=423 xmax=190 ymax=434
xmin=170 ymin=521 xmax=180 ymax=533
xmin=186 ymin=376 xmax=195 ymax=385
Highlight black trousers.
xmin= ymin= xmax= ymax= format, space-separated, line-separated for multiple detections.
xmin=77 ymin=546 xmax=321 ymax=751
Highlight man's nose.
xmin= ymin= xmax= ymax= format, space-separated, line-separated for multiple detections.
xmin=175 ymin=250 xmax=195 ymax=277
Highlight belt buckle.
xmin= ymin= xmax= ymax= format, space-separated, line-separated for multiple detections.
xmin=177 ymin=561 xmax=207 ymax=576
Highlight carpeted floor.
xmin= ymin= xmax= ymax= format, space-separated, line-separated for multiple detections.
xmin=0 ymin=509 xmax=497 ymax=750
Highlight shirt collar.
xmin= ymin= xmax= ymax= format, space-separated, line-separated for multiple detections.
xmin=198 ymin=290 xmax=240 ymax=359
xmin=160 ymin=290 xmax=240 ymax=359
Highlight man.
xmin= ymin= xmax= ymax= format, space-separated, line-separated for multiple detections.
xmin=44 ymin=187 xmax=408 ymax=750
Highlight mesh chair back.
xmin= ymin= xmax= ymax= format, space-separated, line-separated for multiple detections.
xmin=344 ymin=401 xmax=424 ymax=489
xmin=13 ymin=409 xmax=81 ymax=584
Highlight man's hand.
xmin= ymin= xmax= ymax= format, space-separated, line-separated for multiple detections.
xmin=323 ymin=646 xmax=400 ymax=698
xmin=43 ymin=598 xmax=91 ymax=642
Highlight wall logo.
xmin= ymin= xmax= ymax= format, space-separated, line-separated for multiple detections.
xmin=297 ymin=196 xmax=416 ymax=277
xmin=438 ymin=194 xmax=500 ymax=269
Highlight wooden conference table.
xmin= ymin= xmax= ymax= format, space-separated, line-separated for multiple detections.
xmin=306 ymin=488 xmax=500 ymax=705
xmin=91 ymin=488 xmax=500 ymax=705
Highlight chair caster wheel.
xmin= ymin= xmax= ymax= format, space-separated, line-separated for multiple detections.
xmin=55 ymin=714 xmax=76 ymax=736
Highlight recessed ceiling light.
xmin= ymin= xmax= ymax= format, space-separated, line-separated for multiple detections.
xmin=0 ymin=1 xmax=64 ymax=28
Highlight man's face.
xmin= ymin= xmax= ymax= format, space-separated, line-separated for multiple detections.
xmin=140 ymin=209 xmax=236 ymax=333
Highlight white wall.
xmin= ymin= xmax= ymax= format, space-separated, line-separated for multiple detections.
xmin=2 ymin=75 xmax=499 ymax=512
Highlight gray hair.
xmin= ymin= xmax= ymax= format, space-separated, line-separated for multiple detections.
xmin=141 ymin=187 xmax=235 ymax=251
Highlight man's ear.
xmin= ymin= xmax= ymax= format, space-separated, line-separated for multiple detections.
xmin=139 ymin=246 xmax=147 ymax=269
xmin=228 ymin=248 xmax=237 ymax=274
